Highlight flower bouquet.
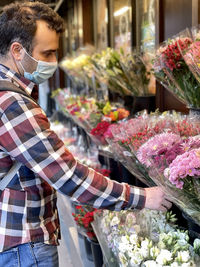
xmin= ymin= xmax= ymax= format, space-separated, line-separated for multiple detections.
xmin=88 ymin=101 xmax=130 ymax=146
xmin=94 ymin=208 xmax=200 ymax=266
xmin=89 ymin=48 xmax=152 ymax=97
xmin=175 ymin=26 xmax=200 ymax=109
xmin=137 ymin=131 xmax=200 ymax=227
xmin=153 ymin=37 xmax=200 ymax=108
xmin=106 ymin=117 xmax=154 ymax=186
xmin=72 ymin=205 xmax=98 ymax=242
xmin=106 ymin=111 xmax=200 ymax=187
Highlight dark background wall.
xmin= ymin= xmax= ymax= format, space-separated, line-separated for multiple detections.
xmin=163 ymin=0 xmax=192 ymax=39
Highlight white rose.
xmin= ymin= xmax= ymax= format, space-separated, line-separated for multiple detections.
xmin=176 ymin=232 xmax=188 ymax=241
xmin=177 ymin=239 xmax=188 ymax=247
xmin=121 ymin=236 xmax=129 ymax=244
xmin=156 ymin=249 xmax=172 ymax=265
xmin=140 ymin=247 xmax=149 ymax=258
xmin=141 ymin=239 xmax=150 ymax=250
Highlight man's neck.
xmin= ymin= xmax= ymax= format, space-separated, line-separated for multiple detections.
xmin=0 ymin=56 xmax=20 ymax=74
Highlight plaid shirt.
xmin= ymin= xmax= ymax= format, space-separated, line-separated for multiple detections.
xmin=0 ymin=64 xmax=146 ymax=252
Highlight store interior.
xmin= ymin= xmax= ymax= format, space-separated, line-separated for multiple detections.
xmin=2 ymin=0 xmax=200 ymax=266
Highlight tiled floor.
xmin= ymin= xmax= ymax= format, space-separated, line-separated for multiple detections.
xmin=57 ymin=193 xmax=95 ymax=267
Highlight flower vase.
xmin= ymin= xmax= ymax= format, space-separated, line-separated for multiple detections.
xmin=89 ymin=239 xmax=103 ymax=267
xmin=83 ymin=236 xmax=93 ymax=261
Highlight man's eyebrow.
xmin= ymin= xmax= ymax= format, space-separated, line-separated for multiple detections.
xmin=42 ymin=49 xmax=57 ymax=53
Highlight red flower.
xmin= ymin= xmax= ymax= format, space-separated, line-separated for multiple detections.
xmin=90 ymin=121 xmax=111 ymax=137
xmin=86 ymin=231 xmax=96 ymax=239
xmin=162 ymin=38 xmax=192 ymax=71
xmin=71 ymin=205 xmax=98 ymax=241
xmin=75 ymin=205 xmax=82 ymax=209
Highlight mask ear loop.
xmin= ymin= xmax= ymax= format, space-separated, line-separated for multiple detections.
xmin=22 ymin=47 xmax=39 ymax=64
xmin=19 ymin=47 xmax=39 ymax=75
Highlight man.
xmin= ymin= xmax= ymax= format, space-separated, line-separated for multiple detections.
xmin=0 ymin=1 xmax=171 ymax=266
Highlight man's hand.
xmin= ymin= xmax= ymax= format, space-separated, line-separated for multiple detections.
xmin=144 ymin=186 xmax=172 ymax=212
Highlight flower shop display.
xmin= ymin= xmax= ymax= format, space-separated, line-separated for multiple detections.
xmin=59 ymin=47 xmax=155 ymax=110
xmin=53 ymin=87 xmax=130 ymax=146
xmin=59 ymin=48 xmax=94 ymax=94
xmin=153 ymin=37 xmax=200 ymax=108
xmin=88 ymin=48 xmax=153 ymax=97
xmin=89 ymin=101 xmax=130 ymax=146
xmin=93 ymin=208 xmax=200 ymax=266
xmin=105 ymin=111 xmax=200 ymax=187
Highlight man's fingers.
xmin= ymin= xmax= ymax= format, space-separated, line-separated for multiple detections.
xmin=162 ymin=199 xmax=172 ymax=209
xmin=164 ymin=195 xmax=172 ymax=202
xmin=144 ymin=187 xmax=173 ymax=211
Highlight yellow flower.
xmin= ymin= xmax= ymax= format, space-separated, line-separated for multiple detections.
xmin=103 ymin=102 xmax=111 ymax=115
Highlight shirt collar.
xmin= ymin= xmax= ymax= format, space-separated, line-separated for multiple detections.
xmin=0 ymin=64 xmax=35 ymax=95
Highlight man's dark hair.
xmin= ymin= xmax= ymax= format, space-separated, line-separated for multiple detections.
xmin=0 ymin=1 xmax=65 ymax=56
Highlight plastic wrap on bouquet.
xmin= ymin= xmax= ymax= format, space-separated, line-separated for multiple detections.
xmin=153 ymin=37 xmax=200 ymax=108
xmin=106 ymin=137 xmax=154 ymax=186
xmin=72 ymin=205 xmax=98 ymax=242
xmin=149 ymin=166 xmax=200 ymax=227
xmin=93 ymin=209 xmax=200 ymax=266
xmin=88 ymin=133 xmax=108 ymax=146
xmin=106 ymin=119 xmax=155 ymax=186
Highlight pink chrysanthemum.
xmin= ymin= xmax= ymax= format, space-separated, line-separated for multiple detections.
xmin=137 ymin=133 xmax=182 ymax=168
xmin=164 ymin=148 xmax=200 ymax=189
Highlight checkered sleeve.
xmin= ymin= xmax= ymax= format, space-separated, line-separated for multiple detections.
xmin=0 ymin=96 xmax=146 ymax=210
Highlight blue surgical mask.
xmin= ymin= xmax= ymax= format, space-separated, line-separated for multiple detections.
xmin=20 ymin=48 xmax=58 ymax=84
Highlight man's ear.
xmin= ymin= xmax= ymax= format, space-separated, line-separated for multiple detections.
xmin=10 ymin=42 xmax=23 ymax=61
